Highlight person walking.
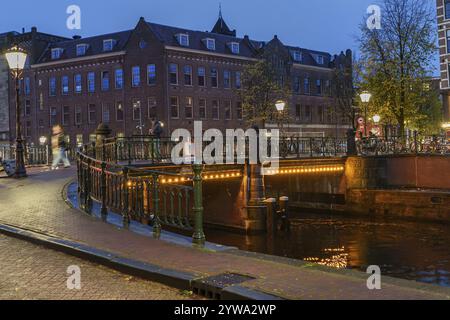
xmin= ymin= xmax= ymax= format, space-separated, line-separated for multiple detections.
xmin=51 ymin=125 xmax=71 ymax=170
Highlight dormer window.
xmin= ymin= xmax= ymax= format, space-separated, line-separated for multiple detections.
xmin=51 ymin=48 xmax=63 ymax=60
xmin=229 ymin=42 xmax=240 ymax=54
xmin=204 ymin=38 xmax=216 ymax=51
xmin=316 ymin=55 xmax=325 ymax=65
xmin=76 ymin=44 xmax=88 ymax=56
xmin=292 ymin=51 xmax=302 ymax=62
xmin=103 ymin=39 xmax=116 ymax=52
xmin=176 ymin=34 xmax=189 ymax=47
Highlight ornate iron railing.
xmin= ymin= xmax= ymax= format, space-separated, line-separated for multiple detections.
xmin=356 ymin=134 xmax=450 ymax=156
xmin=76 ymin=151 xmax=205 ymax=244
xmin=0 ymin=144 xmax=51 ymax=165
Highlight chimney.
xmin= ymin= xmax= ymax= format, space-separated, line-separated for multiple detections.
xmin=22 ymin=28 xmax=25 ymax=34
xmin=31 ymin=26 xmax=37 ymax=33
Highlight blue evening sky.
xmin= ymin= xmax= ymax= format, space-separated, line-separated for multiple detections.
xmin=0 ymin=0 xmax=439 ymax=73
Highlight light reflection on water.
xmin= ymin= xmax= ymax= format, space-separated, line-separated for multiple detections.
xmin=205 ymin=213 xmax=450 ymax=287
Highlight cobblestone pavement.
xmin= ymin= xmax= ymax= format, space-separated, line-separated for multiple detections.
xmin=0 ymin=234 xmax=193 ymax=300
xmin=1 ymin=167 xmax=450 ymax=299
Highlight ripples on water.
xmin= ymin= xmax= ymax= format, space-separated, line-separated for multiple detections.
xmin=206 ymin=213 xmax=450 ymax=287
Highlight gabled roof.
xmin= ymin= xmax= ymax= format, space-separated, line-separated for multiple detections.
xmin=285 ymin=45 xmax=332 ymax=67
xmin=33 ymin=17 xmax=338 ymax=69
xmin=38 ymin=30 xmax=132 ymax=63
xmin=211 ymin=16 xmax=236 ymax=37
xmin=148 ymin=22 xmax=259 ymax=58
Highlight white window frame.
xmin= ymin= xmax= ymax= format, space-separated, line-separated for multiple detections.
xmin=76 ymin=44 xmax=88 ymax=56
xmin=103 ymin=39 xmax=115 ymax=52
xmin=316 ymin=55 xmax=324 ymax=64
xmin=229 ymin=42 xmax=239 ymax=54
xmin=292 ymin=51 xmax=302 ymax=62
xmin=51 ymin=48 xmax=63 ymax=60
xmin=205 ymin=38 xmax=216 ymax=51
xmin=177 ymin=33 xmax=190 ymax=47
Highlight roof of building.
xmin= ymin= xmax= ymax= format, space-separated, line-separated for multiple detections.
xmin=38 ymin=30 xmax=133 ymax=63
xmin=35 ymin=15 xmax=338 ymax=68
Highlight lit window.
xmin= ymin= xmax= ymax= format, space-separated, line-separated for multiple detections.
xmin=115 ymin=69 xmax=123 ymax=89
xmin=49 ymin=77 xmax=56 ymax=96
xmin=132 ymin=66 xmax=140 ymax=87
xmin=87 ymin=72 xmax=95 ymax=92
xmin=446 ymin=0 xmax=450 ymax=19
xmin=74 ymin=74 xmax=82 ymax=93
xmin=103 ymin=39 xmax=115 ymax=52
xmin=177 ymin=34 xmax=189 ymax=47
xmin=62 ymin=76 xmax=69 ymax=95
xmin=147 ymin=64 xmax=156 ymax=85
xmin=101 ymin=71 xmax=110 ymax=91
xmin=133 ymin=99 xmax=141 ymax=121
xmin=116 ymin=102 xmax=124 ymax=121
xmin=76 ymin=44 xmax=88 ymax=56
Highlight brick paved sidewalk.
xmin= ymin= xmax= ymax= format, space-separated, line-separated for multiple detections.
xmin=1 ymin=167 xmax=450 ymax=300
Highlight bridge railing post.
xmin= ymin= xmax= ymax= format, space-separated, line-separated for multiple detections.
xmin=192 ymin=164 xmax=206 ymax=246
xmin=122 ymin=167 xmax=130 ymax=227
xmin=85 ymin=158 xmax=92 ymax=214
xmin=152 ymin=173 xmax=162 ymax=238
xmin=100 ymin=161 xmax=108 ymax=221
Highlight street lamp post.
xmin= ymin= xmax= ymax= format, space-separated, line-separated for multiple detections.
xmin=359 ymin=92 xmax=372 ymax=138
xmin=5 ymin=46 xmax=28 ymax=178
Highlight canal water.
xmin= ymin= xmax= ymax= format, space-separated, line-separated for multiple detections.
xmin=206 ymin=212 xmax=450 ymax=287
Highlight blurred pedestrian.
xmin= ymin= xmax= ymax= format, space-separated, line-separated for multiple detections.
xmin=51 ymin=125 xmax=70 ymax=170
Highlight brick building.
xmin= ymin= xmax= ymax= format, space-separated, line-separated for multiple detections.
xmin=6 ymin=14 xmax=352 ymax=146
xmin=436 ymin=0 xmax=450 ymax=125
xmin=0 ymin=28 xmax=68 ymax=143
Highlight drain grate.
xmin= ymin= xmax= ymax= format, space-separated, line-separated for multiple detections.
xmin=191 ymin=273 xmax=255 ymax=300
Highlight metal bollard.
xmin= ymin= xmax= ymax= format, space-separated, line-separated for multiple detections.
xmin=264 ymin=198 xmax=277 ymax=235
xmin=278 ymin=196 xmax=290 ymax=232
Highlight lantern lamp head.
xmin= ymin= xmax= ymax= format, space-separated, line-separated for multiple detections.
xmin=360 ymin=91 xmax=372 ymax=103
xmin=5 ymin=46 xmax=27 ymax=73
xmin=373 ymin=115 xmax=381 ymax=124
xmin=275 ymin=100 xmax=286 ymax=112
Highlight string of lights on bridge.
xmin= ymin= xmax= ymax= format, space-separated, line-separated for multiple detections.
xmin=157 ymin=165 xmax=345 ymax=184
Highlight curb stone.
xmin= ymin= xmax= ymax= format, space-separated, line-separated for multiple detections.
xmin=0 ymin=222 xmax=285 ymax=300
